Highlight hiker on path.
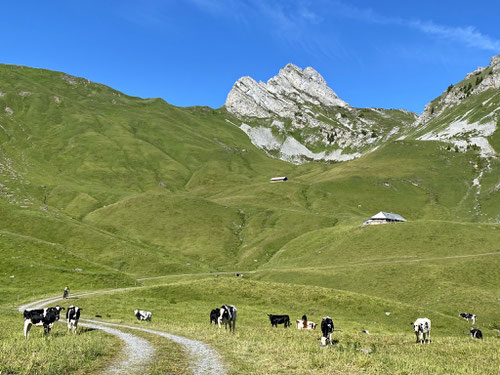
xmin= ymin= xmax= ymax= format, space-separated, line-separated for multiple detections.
xmin=63 ymin=286 xmax=70 ymax=299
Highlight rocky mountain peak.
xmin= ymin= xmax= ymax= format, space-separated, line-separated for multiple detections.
xmin=225 ymin=64 xmax=348 ymax=119
xmin=490 ymin=55 xmax=500 ymax=69
xmin=224 ymin=64 xmax=415 ymax=164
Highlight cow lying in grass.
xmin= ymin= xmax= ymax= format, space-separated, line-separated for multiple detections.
xmin=459 ymin=313 xmax=476 ymax=324
xmin=469 ymin=328 xmax=483 ymax=339
xmin=134 ymin=309 xmax=152 ymax=321
xmin=412 ymin=318 xmax=431 ymax=343
xmin=66 ymin=305 xmax=81 ymax=334
xmin=296 ymin=314 xmax=317 ymax=330
xmin=268 ymin=314 xmax=291 ymax=328
xmin=218 ymin=304 xmax=237 ymax=332
xmin=23 ymin=306 xmax=64 ymax=339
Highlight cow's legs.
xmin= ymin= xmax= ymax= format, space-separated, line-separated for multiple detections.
xmin=24 ymin=321 xmax=32 ymax=339
xmin=72 ymin=322 xmax=78 ymax=334
xmin=67 ymin=322 xmax=71 ymax=332
xmin=427 ymin=331 xmax=431 ymax=343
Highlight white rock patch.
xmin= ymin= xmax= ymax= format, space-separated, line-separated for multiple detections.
xmin=240 ymin=124 xmax=281 ymax=150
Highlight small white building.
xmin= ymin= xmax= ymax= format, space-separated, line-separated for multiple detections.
xmin=270 ymin=176 xmax=288 ymax=182
xmin=363 ymin=211 xmax=407 ymax=226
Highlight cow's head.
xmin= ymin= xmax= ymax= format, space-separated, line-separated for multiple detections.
xmin=411 ymin=322 xmax=424 ymax=333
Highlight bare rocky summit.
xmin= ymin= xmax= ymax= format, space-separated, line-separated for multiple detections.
xmin=225 ymin=64 xmax=415 ymax=164
xmin=226 ymin=63 xmax=348 ymax=118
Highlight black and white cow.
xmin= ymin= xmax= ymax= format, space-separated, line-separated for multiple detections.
xmin=459 ymin=313 xmax=476 ymax=324
xmin=268 ymin=314 xmax=291 ymax=328
xmin=134 ymin=309 xmax=152 ymax=321
xmin=210 ymin=308 xmax=220 ymax=324
xmin=469 ymin=328 xmax=483 ymax=339
xmin=66 ymin=305 xmax=81 ymax=334
xmin=320 ymin=316 xmax=334 ymax=345
xmin=23 ymin=305 xmax=65 ymax=339
xmin=411 ymin=318 xmax=431 ymax=343
xmin=218 ymin=304 xmax=237 ymax=332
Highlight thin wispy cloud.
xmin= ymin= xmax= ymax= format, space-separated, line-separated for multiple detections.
xmin=409 ymin=20 xmax=500 ymax=51
xmin=328 ymin=1 xmax=500 ymax=52
xmin=188 ymin=0 xmax=500 ymax=53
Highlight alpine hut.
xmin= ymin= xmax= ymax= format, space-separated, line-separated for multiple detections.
xmin=363 ymin=211 xmax=407 ymax=226
xmin=270 ymin=176 xmax=288 ymax=183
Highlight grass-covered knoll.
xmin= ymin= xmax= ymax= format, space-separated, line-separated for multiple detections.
xmin=74 ymin=278 xmax=500 ymax=375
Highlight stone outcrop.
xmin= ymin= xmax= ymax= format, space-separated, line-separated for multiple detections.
xmin=226 ymin=64 xmax=348 ymax=119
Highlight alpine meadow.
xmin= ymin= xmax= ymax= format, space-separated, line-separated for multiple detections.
xmin=1 ymin=55 xmax=499 ymax=375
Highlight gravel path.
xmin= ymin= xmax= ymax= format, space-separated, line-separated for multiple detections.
xmin=84 ymin=320 xmax=226 ymax=375
xmin=18 ymin=289 xmax=226 ymax=375
xmin=81 ymin=322 xmax=153 ymax=375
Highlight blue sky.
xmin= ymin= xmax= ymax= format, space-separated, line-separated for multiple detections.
xmin=2 ymin=0 xmax=499 ymax=113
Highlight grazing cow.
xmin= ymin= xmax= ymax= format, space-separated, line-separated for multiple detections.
xmin=66 ymin=305 xmax=81 ymax=334
xmin=469 ymin=328 xmax=483 ymax=339
xmin=411 ymin=318 xmax=431 ymax=343
xmin=268 ymin=314 xmax=291 ymax=328
xmin=134 ymin=309 xmax=152 ymax=321
xmin=210 ymin=308 xmax=220 ymax=324
xmin=320 ymin=317 xmax=334 ymax=346
xmin=218 ymin=304 xmax=237 ymax=332
xmin=296 ymin=314 xmax=317 ymax=330
xmin=23 ymin=305 xmax=65 ymax=339
xmin=459 ymin=313 xmax=476 ymax=324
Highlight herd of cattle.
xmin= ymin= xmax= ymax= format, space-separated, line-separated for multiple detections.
xmin=22 ymin=303 xmax=483 ymax=344
xmin=23 ymin=305 xmax=81 ymax=339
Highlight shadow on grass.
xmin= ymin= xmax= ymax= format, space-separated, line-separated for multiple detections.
xmin=78 ymin=327 xmax=97 ymax=334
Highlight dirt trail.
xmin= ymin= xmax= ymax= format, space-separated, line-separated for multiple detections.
xmin=18 ymin=290 xmax=226 ymax=375
xmin=137 ymin=250 xmax=500 ymax=281
xmin=85 ymin=320 xmax=225 ymax=375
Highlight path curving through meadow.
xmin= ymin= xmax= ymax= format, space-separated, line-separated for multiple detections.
xmin=18 ymin=290 xmax=226 ymax=375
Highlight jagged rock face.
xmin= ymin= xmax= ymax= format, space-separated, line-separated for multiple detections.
xmin=411 ymin=55 xmax=499 ymax=158
xmin=226 ymin=64 xmax=348 ymax=119
xmin=225 ymin=64 xmax=415 ymax=164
